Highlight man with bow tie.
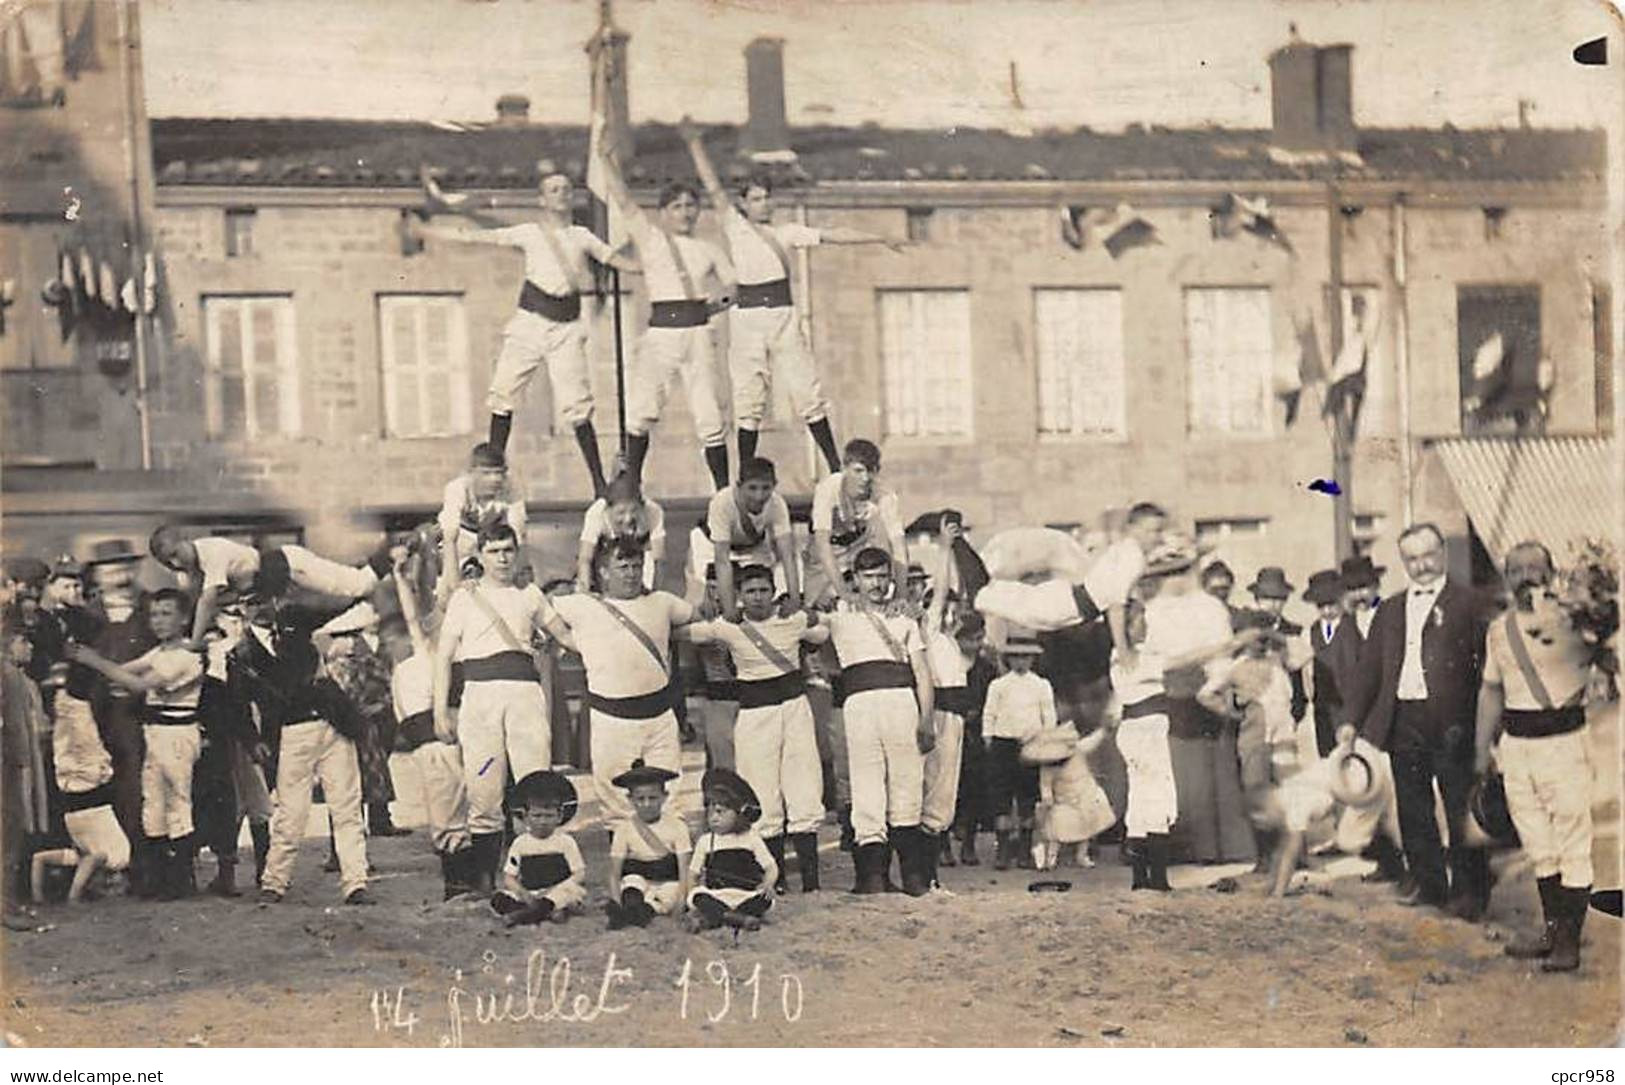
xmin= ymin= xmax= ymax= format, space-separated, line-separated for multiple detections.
xmin=1339 ymin=523 xmax=1492 ymax=920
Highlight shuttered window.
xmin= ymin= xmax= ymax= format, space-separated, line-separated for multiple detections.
xmin=202 ymin=295 xmax=299 ymax=438
xmin=1185 ymin=287 xmax=1273 ymax=436
xmin=880 ymin=289 xmax=972 ymax=438
xmin=378 ymin=294 xmax=472 ymax=439
xmin=1034 ymin=288 xmax=1126 ymax=438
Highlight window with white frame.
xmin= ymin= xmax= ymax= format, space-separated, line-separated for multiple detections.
xmin=879 ymin=289 xmax=972 ymax=438
xmin=1034 ymin=288 xmax=1127 ymax=438
xmin=202 ymin=295 xmax=299 ymax=439
xmin=1185 ymin=287 xmax=1273 ymax=436
xmin=1194 ymin=516 xmax=1269 ymax=546
xmin=378 ymin=294 xmax=473 ymax=439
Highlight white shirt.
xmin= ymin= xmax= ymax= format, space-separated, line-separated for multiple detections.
xmin=924 ymin=627 xmax=967 ymax=689
xmin=687 ymin=613 xmax=822 ymax=681
xmin=723 ymin=208 xmax=820 ymax=285
xmin=1396 ymin=583 xmax=1442 ymax=701
xmin=194 ymin=537 xmax=260 ymax=592
xmin=1080 ymin=538 xmax=1145 ymax=613
xmin=826 ymin=606 xmax=923 ymax=669
xmin=610 ymin=811 xmax=692 ymax=866
xmin=1142 ymin=590 xmax=1233 ymax=685
xmin=626 ymin=216 xmax=729 ymax=302
xmin=391 ymin=652 xmax=433 ymax=720
xmin=706 ymin=488 xmax=791 ymax=563
xmin=983 ymin=669 xmax=1057 ymax=741
xmin=484 ymin=223 xmax=614 ymax=297
xmin=1355 ymin=607 xmax=1375 ymax=638
xmin=133 ymin=644 xmax=205 ymax=711
xmin=442 ymin=582 xmax=548 ymax=661
xmin=549 ymin=592 xmax=692 ymax=698
xmin=580 ymin=497 xmax=666 ymax=559
xmin=1483 ymin=607 xmax=1593 ymax=711
xmin=811 ymin=472 xmax=904 ymax=563
xmin=438 ymin=476 xmax=526 ymax=544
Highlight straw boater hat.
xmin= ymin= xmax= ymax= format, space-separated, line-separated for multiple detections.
xmin=1002 ymin=630 xmax=1044 ymax=656
xmin=1246 ymin=566 xmax=1294 ymax=600
xmin=1302 ymin=569 xmax=1344 ymax=606
xmin=1466 ymin=772 xmax=1520 ymax=848
xmin=510 ymin=770 xmax=579 ymax=825
xmin=612 ymin=758 xmax=679 ymax=791
xmin=701 ymin=766 xmax=762 ymax=825
xmin=1020 ymin=721 xmax=1082 ymax=766
xmin=1144 ymin=532 xmax=1201 ymax=576
xmin=1327 ymin=743 xmax=1384 ymax=809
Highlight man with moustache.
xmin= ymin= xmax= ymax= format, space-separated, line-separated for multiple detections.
xmin=1340 ymin=524 xmax=1491 ymax=920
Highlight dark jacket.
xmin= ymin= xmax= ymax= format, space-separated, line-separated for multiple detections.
xmin=1344 ymin=582 xmax=1489 ymax=750
xmin=227 ymin=607 xmax=362 ymax=749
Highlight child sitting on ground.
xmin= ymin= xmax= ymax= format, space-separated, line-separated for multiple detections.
xmin=605 ymin=759 xmax=692 ymax=929
xmin=490 ymin=771 xmax=587 ymax=927
xmin=687 ymin=767 xmax=778 ymax=932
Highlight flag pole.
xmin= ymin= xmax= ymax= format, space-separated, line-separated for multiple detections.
xmin=1327 ymin=180 xmax=1354 ymax=560
xmin=611 ymin=266 xmax=627 ymax=453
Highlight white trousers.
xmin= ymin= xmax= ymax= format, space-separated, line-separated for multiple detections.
xmin=589 ymin=709 xmax=682 ymax=824
xmin=626 ymin=324 xmax=727 ymax=446
xmin=1500 ymin=729 xmax=1594 ymax=887
xmin=1118 ymin=715 xmax=1177 ymax=836
xmin=734 ymin=695 xmax=824 ymax=838
xmin=410 ymin=741 xmax=470 ymax=855
xmin=619 ymin=875 xmax=685 ymax=915
xmin=282 ymin=545 xmax=378 ymax=600
xmin=262 ymin=720 xmax=368 ymax=898
xmin=974 ymin=578 xmax=1084 ymax=633
xmin=728 ymin=305 xmax=828 ymax=429
xmin=457 ymin=680 xmax=550 ymax=835
xmin=843 ymin=688 xmax=925 ymax=845
xmin=487 ymin=309 xmax=594 ymax=425
xmin=141 ymin=723 xmax=201 ymax=839
xmin=501 ymin=878 xmax=588 ymax=912
xmin=920 ymin=709 xmax=965 ymax=834
xmin=65 ymin=805 xmax=130 ymax=870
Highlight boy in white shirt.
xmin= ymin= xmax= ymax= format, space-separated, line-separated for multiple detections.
xmin=706 ymin=456 xmax=801 ymax=619
xmin=605 ymin=759 xmax=691 ymax=928
xmin=576 ymin=472 xmax=666 ymax=594
xmin=436 ymin=443 xmax=527 ymax=603
xmin=981 ymin=634 xmax=1055 ymax=870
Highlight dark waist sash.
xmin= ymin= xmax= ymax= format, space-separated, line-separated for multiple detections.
xmin=703 ymin=848 xmax=764 ymax=891
xmin=250 ymin=547 xmax=292 ymax=597
xmin=738 ymin=671 xmax=806 ymax=710
xmin=1503 ymin=705 xmax=1586 ymax=739
xmin=459 ymin=651 xmax=537 ymax=684
xmin=839 ymin=660 xmax=915 ymax=700
xmin=398 ymin=709 xmax=436 ymax=751
xmin=518 ymin=279 xmax=581 ymax=322
xmin=518 ymin=852 xmax=572 ymax=892
xmin=1166 ymin=695 xmax=1226 ymax=740
xmin=936 ymin=686 xmax=978 ymax=716
xmin=145 ymin=707 xmax=200 ymax=727
xmin=62 ymin=782 xmax=116 ymax=814
xmin=827 ymin=526 xmax=865 ymax=550
xmin=1122 ymin=694 xmax=1170 ymax=721
xmin=704 ymin=679 xmax=741 ymax=703
xmin=1072 ymin=582 xmax=1100 ymax=623
xmin=587 ymin=686 xmax=674 ymax=720
xmin=649 ymin=300 xmax=710 ymax=328
xmin=736 ymin=278 xmax=792 ymax=309
xmin=623 ymin=854 xmax=680 ymax=882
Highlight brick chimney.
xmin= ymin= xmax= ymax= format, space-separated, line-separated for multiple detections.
xmin=1268 ymin=38 xmax=1356 ymax=152
xmin=495 ymin=94 xmax=531 ymax=126
xmin=741 ymin=36 xmax=791 ymax=157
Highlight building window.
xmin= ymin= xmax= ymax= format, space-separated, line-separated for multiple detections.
xmin=1457 ymin=284 xmax=1542 ymax=436
xmin=905 ymin=208 xmax=933 ymax=243
xmin=1194 ymin=516 xmax=1269 ymax=546
xmin=1034 ymin=288 xmax=1126 ymax=438
xmin=378 ymin=294 xmax=472 ymax=439
xmin=202 ymin=295 xmax=299 ymax=439
xmin=225 ymin=208 xmax=256 ymax=258
xmin=1185 ymin=287 xmax=1273 ymax=437
xmin=879 ymin=289 xmax=972 ymax=438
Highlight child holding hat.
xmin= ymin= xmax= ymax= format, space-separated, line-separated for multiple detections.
xmin=491 ymin=770 xmax=586 ymax=927
xmin=605 ymin=759 xmax=691 ymax=929
xmin=688 ymin=767 xmax=779 ymax=932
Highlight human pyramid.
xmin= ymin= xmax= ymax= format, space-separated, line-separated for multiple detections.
xmin=3 ymin=128 xmax=1610 ymax=971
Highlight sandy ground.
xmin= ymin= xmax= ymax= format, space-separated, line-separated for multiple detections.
xmin=4 ymin=710 xmax=1620 ymax=1049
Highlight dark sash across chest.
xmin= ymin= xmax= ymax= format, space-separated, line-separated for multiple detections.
xmin=702 ymin=847 xmax=764 ymax=890
xmin=518 ymin=852 xmax=572 ymax=891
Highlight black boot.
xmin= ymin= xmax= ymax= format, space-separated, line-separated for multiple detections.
xmin=959 ymin=829 xmax=980 ymax=867
xmin=620 ymin=887 xmax=654 ymax=927
xmin=369 ymin=802 xmax=412 ymax=838
xmin=1543 ymin=885 xmax=1589 ymax=973
xmin=624 ymin=432 xmax=651 ymax=485
xmin=938 ymin=831 xmax=957 ymax=869
xmin=1127 ymin=837 xmax=1149 ymax=890
xmin=157 ymin=841 xmax=182 ymax=901
xmin=1016 ymin=827 xmax=1036 ymax=870
xmin=208 ymin=857 xmax=240 ymax=898
xmin=764 ymin=835 xmax=789 ymax=895
xmin=880 ymin=838 xmax=901 ymax=892
xmin=574 ymin=421 xmax=608 ymax=497
xmin=470 ymin=832 xmax=504 ymax=896
xmin=1362 ymin=834 xmax=1408 ymax=884
xmin=807 ymin=418 xmax=841 ymax=474
xmin=503 ymin=899 xmax=555 ymax=927
xmin=488 ymin=412 xmax=513 ymax=454
xmin=838 ymin=805 xmax=855 ymax=852
xmin=250 ymin=821 xmax=271 ymax=887
xmin=1507 ymin=875 xmax=1561 ymax=959
xmin=702 ymin=444 xmax=730 ymax=491
xmin=1145 ymin=833 xmax=1172 ymax=892
xmin=137 ymin=837 xmax=166 ymax=899
xmin=691 ymin=894 xmax=727 ymax=929
xmin=738 ymin=427 xmax=760 ymax=465
xmin=851 ymin=842 xmax=887 ymax=895
xmin=994 ymin=830 xmax=1014 ymax=871
xmin=790 ymin=832 xmax=821 ymax=893
xmin=893 ymin=826 xmax=930 ymax=897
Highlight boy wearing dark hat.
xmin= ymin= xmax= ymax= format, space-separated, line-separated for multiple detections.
xmin=825 ymin=547 xmax=936 ymax=895
xmin=492 ymin=770 xmax=586 ymax=927
xmin=688 ymin=767 xmax=779 ymax=932
xmin=682 ymin=564 xmax=831 ymax=893
xmin=605 ymin=759 xmax=691 ymax=928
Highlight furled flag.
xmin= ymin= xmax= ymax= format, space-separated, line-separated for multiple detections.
xmin=1059 ymin=204 xmax=1158 ymax=258
xmin=1323 ymin=293 xmax=1379 ymax=426
xmin=1277 ymin=312 xmax=1326 ymax=428
xmin=585 ymin=21 xmax=631 ymax=254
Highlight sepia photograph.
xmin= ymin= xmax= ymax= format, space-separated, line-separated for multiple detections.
xmin=0 ymin=0 xmax=1621 ymax=1061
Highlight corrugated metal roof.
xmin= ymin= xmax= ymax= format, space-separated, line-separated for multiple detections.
xmin=1432 ymin=436 xmax=1620 ymax=565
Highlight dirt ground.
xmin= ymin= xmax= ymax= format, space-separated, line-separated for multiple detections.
xmin=4 ymin=711 xmax=1620 ymax=1049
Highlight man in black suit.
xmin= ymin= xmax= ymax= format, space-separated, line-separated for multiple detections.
xmin=1339 ymin=523 xmax=1491 ymax=919
xmin=1304 ymin=569 xmax=1349 ymax=758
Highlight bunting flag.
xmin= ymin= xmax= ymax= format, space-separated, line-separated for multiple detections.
xmin=97 ymin=260 xmax=117 ymax=309
xmin=1212 ymin=193 xmax=1294 ymax=254
xmin=1058 ymin=203 xmax=1158 ymax=258
xmin=1278 ymin=312 xmax=1326 ymax=428
xmin=1323 ymin=295 xmax=1379 ymax=427
xmin=78 ymin=247 xmax=96 ymax=302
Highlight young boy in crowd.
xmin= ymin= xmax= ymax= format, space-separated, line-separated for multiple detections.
xmin=491 ymin=770 xmax=587 ymax=927
xmin=437 ymin=442 xmax=527 ymax=604
xmin=1108 ymin=599 xmax=1176 ymax=891
xmin=67 ymin=588 xmax=204 ymax=899
xmin=605 ymin=759 xmax=691 ymax=929
xmin=576 ymin=472 xmax=666 ymax=594
xmin=688 ymin=767 xmax=779 ymax=932
xmin=982 ymin=633 xmax=1055 ymax=870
